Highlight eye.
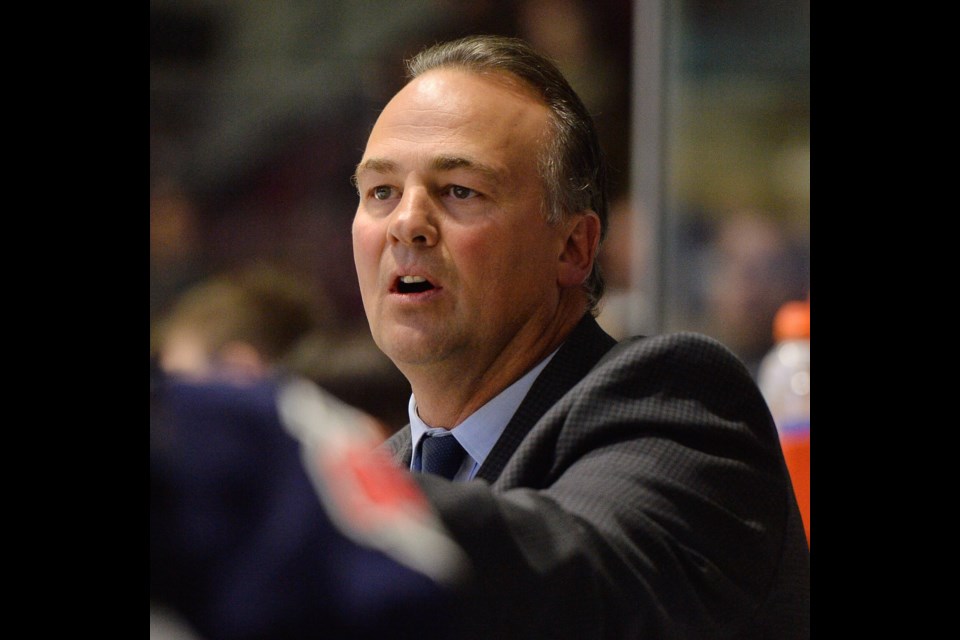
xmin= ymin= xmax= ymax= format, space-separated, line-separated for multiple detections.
xmin=372 ymin=186 xmax=394 ymax=200
xmin=446 ymin=185 xmax=477 ymax=200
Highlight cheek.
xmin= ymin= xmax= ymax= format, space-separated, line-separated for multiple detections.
xmin=455 ymin=222 xmax=556 ymax=294
xmin=447 ymin=224 xmax=508 ymax=282
xmin=351 ymin=216 xmax=382 ymax=282
xmin=508 ymin=220 xmax=562 ymax=272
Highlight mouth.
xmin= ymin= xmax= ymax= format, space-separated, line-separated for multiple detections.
xmin=393 ymin=275 xmax=436 ymax=294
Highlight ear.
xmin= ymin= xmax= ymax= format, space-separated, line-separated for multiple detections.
xmin=557 ymin=211 xmax=601 ymax=289
xmin=217 ymin=340 xmax=271 ymax=381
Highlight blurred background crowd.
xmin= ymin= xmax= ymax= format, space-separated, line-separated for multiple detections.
xmin=150 ymin=0 xmax=809 ymax=434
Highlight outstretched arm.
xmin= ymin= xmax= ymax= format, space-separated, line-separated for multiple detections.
xmin=414 ymin=332 xmax=810 ymax=639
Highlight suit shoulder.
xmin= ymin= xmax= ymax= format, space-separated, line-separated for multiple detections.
xmin=584 ymin=331 xmax=768 ymax=419
xmin=600 ymin=331 xmax=752 ymax=380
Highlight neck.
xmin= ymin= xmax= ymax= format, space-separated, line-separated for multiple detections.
xmin=404 ymin=305 xmax=587 ymax=428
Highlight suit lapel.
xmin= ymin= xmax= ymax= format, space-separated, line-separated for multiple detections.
xmin=475 ymin=315 xmax=617 ymax=482
xmin=381 ymin=426 xmax=413 ymax=468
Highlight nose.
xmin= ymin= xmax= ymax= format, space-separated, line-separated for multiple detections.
xmin=387 ymin=186 xmax=439 ymax=247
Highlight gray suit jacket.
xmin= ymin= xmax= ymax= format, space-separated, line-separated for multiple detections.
xmin=383 ymin=314 xmax=810 ymax=639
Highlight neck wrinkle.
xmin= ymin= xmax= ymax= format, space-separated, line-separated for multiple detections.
xmin=406 ymin=299 xmax=586 ymax=428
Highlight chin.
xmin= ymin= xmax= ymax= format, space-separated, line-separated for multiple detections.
xmin=378 ymin=329 xmax=447 ymax=368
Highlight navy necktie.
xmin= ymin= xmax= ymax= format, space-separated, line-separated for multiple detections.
xmin=420 ymin=434 xmax=466 ymax=480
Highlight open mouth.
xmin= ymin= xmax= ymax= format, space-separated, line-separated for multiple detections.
xmin=396 ymin=275 xmax=435 ymax=294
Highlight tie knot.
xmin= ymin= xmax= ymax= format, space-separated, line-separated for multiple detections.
xmin=420 ymin=434 xmax=466 ymax=480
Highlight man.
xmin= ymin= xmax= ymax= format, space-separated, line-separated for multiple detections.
xmin=150 ymin=34 xmax=810 ymax=640
xmin=352 ymin=34 xmax=809 ymax=639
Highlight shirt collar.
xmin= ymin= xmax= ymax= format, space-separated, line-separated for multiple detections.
xmin=408 ymin=348 xmax=559 ymax=479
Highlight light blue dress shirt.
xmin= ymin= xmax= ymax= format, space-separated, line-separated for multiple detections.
xmin=409 ymin=349 xmax=558 ymax=481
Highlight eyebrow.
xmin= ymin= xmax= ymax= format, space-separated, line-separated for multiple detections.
xmin=354 ymin=158 xmax=397 ymax=177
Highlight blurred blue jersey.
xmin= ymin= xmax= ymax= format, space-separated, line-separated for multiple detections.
xmin=150 ymin=371 xmax=463 ymax=640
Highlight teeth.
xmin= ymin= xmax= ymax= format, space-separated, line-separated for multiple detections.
xmin=400 ymin=275 xmax=427 ymax=283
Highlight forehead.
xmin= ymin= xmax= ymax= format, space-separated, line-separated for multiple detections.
xmin=360 ymin=68 xmax=551 ymax=170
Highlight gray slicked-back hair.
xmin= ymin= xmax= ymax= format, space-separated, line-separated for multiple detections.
xmin=406 ymin=35 xmax=609 ymax=314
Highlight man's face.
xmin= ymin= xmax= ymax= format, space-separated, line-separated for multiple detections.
xmin=352 ymin=68 xmax=569 ymax=374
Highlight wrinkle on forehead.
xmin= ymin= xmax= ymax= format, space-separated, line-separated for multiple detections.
xmin=389 ymin=69 xmax=548 ymax=136
xmin=356 ymin=68 xmax=551 ymax=194
xmin=356 ymin=154 xmax=503 ymax=182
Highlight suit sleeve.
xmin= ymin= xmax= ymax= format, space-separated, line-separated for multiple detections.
xmin=414 ymin=333 xmax=808 ymax=640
